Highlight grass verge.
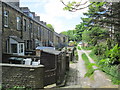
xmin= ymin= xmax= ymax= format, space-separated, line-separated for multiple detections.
xmin=77 ymin=46 xmax=81 ymax=50
xmin=81 ymin=46 xmax=93 ymax=50
xmin=82 ymin=53 xmax=95 ymax=78
xmin=89 ymin=51 xmax=120 ymax=85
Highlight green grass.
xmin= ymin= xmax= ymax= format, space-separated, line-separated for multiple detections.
xmin=77 ymin=46 xmax=81 ymax=50
xmin=82 ymin=53 xmax=90 ymax=70
xmin=81 ymin=46 xmax=93 ymax=50
xmin=82 ymin=53 xmax=95 ymax=78
xmin=89 ymin=51 xmax=120 ymax=85
xmin=89 ymin=51 xmax=99 ymax=62
xmin=74 ymin=50 xmax=78 ymax=61
xmin=70 ymin=61 xmax=74 ymax=64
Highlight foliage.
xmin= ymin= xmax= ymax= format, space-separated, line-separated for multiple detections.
xmin=46 ymin=24 xmax=54 ymax=31
xmin=106 ymin=38 xmax=113 ymax=50
xmin=68 ymin=41 xmax=77 ymax=46
xmin=61 ymin=23 xmax=87 ymax=42
xmin=61 ymin=30 xmax=77 ymax=41
xmin=82 ymin=30 xmax=91 ymax=43
xmin=105 ymin=44 xmax=120 ymax=65
xmin=92 ymin=42 xmax=108 ymax=57
xmin=82 ymin=26 xmax=109 ymax=46
xmin=77 ymin=46 xmax=81 ymax=50
xmin=81 ymin=53 xmax=97 ymax=78
xmin=61 ymin=0 xmax=92 ymax=12
xmin=90 ymin=45 xmax=120 ymax=85
xmin=98 ymin=60 xmax=120 ymax=84
xmin=82 ymin=53 xmax=90 ymax=69
xmin=75 ymin=23 xmax=86 ymax=41
xmin=81 ymin=46 xmax=93 ymax=50
xmin=74 ymin=49 xmax=78 ymax=61
xmin=61 ymin=0 xmax=120 ymax=84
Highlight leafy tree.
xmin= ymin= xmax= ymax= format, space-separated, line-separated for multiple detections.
xmin=61 ymin=30 xmax=77 ymax=41
xmin=75 ymin=23 xmax=86 ymax=41
xmin=46 ymin=24 xmax=54 ymax=31
xmin=82 ymin=26 xmax=109 ymax=46
xmin=82 ymin=30 xmax=91 ymax=43
xmin=61 ymin=0 xmax=94 ymax=12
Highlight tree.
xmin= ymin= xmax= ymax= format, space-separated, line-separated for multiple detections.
xmin=75 ymin=23 xmax=86 ymax=41
xmin=61 ymin=0 xmax=94 ymax=12
xmin=46 ymin=24 xmax=54 ymax=31
xmin=82 ymin=30 xmax=91 ymax=43
xmin=61 ymin=30 xmax=77 ymax=41
xmin=61 ymin=1 xmax=120 ymax=46
xmin=82 ymin=27 xmax=109 ymax=46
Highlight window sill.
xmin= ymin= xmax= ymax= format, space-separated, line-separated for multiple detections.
xmin=4 ymin=25 xmax=8 ymax=28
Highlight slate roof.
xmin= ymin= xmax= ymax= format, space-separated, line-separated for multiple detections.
xmin=10 ymin=36 xmax=24 ymax=43
xmin=2 ymin=2 xmax=53 ymax=32
xmin=36 ymin=47 xmax=61 ymax=55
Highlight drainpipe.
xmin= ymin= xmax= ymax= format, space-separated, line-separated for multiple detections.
xmin=0 ymin=1 xmax=3 ymax=88
xmin=0 ymin=1 xmax=3 ymax=62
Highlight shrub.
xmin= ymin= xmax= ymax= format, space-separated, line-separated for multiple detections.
xmin=77 ymin=46 xmax=81 ymax=50
xmin=105 ymin=44 xmax=120 ymax=65
xmin=92 ymin=42 xmax=108 ymax=57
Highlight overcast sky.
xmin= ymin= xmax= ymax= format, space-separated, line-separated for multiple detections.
xmin=20 ymin=0 xmax=89 ymax=33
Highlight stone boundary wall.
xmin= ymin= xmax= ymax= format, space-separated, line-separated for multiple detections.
xmin=0 ymin=63 xmax=44 ymax=89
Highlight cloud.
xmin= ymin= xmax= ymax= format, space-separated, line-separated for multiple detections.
xmin=20 ymin=0 xmax=89 ymax=33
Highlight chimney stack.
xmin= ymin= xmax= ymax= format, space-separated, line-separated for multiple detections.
xmin=6 ymin=0 xmax=20 ymax=7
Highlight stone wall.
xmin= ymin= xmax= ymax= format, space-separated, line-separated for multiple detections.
xmin=1 ymin=64 xmax=44 ymax=89
xmin=2 ymin=3 xmax=22 ymax=53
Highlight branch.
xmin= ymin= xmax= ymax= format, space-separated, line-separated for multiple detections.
xmin=60 ymin=0 xmax=95 ymax=12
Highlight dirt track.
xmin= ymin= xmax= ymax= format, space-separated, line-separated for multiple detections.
xmin=63 ymin=47 xmax=118 ymax=88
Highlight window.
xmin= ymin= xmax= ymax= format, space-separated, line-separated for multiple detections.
xmin=4 ymin=11 xmax=8 ymax=27
xmin=63 ymin=37 xmax=66 ymax=42
xmin=23 ymin=19 xmax=26 ymax=31
xmin=26 ymin=40 xmax=29 ymax=50
xmin=19 ymin=43 xmax=24 ymax=53
xmin=39 ymin=27 xmax=41 ymax=40
xmin=17 ymin=17 xmax=21 ymax=30
xmin=29 ymin=22 xmax=32 ymax=32
xmin=11 ymin=44 xmax=17 ymax=53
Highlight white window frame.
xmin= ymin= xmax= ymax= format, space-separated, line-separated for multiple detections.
xmin=4 ymin=11 xmax=8 ymax=27
xmin=18 ymin=43 xmax=24 ymax=55
xmin=9 ymin=37 xmax=25 ymax=56
xmin=17 ymin=16 xmax=21 ymax=30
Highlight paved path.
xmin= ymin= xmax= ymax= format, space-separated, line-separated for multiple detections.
xmin=63 ymin=46 xmax=118 ymax=88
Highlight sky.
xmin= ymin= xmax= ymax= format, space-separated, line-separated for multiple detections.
xmin=20 ymin=0 xmax=89 ymax=33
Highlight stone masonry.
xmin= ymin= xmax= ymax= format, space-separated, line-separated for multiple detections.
xmin=1 ymin=63 xmax=44 ymax=89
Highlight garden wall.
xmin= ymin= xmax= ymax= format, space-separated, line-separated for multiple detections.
xmin=1 ymin=63 xmax=44 ymax=89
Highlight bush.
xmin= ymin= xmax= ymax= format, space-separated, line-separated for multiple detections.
xmin=81 ymin=46 xmax=93 ymax=50
xmin=92 ymin=42 xmax=108 ymax=57
xmin=105 ymin=44 xmax=120 ymax=65
xmin=92 ymin=44 xmax=120 ymax=84
xmin=77 ymin=46 xmax=81 ymax=50
xmin=75 ymin=50 xmax=78 ymax=61
xmin=68 ymin=41 xmax=77 ymax=46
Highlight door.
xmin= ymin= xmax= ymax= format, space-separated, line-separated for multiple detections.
xmin=18 ymin=43 xmax=24 ymax=55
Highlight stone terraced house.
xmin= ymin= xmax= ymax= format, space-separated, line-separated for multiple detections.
xmin=0 ymin=0 xmax=68 ymax=62
xmin=0 ymin=1 xmax=54 ymax=56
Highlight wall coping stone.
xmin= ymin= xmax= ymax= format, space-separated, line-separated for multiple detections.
xmin=0 ymin=63 xmax=44 ymax=68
